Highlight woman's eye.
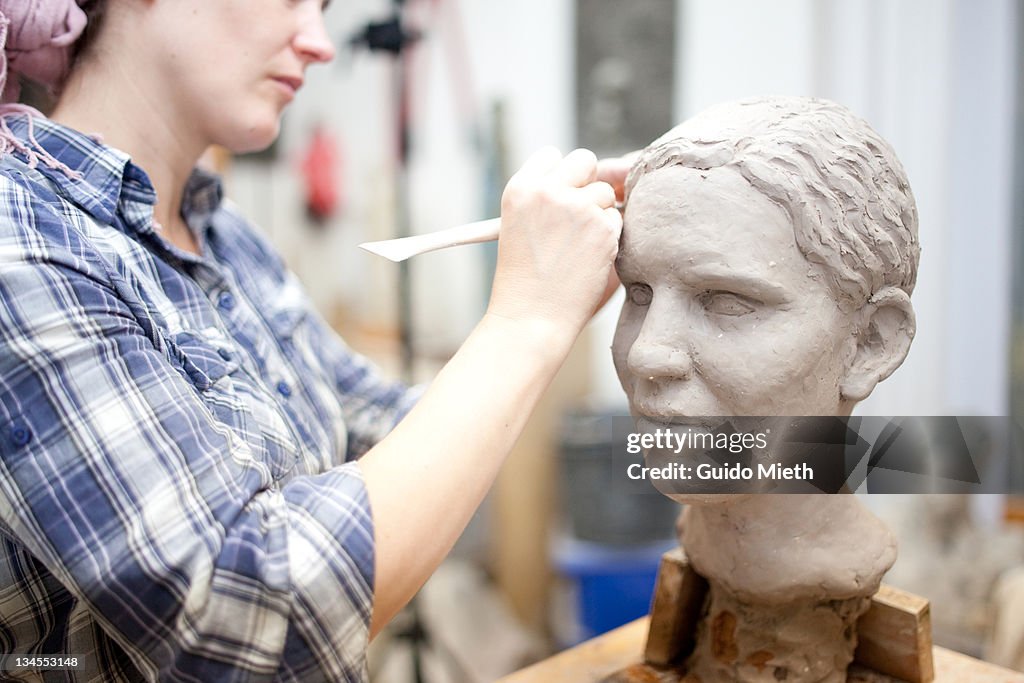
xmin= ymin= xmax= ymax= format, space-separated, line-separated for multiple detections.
xmin=701 ymin=291 xmax=757 ymax=316
xmin=627 ymin=284 xmax=653 ymax=306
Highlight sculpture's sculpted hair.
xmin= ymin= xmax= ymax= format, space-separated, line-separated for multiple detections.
xmin=624 ymin=96 xmax=920 ymax=309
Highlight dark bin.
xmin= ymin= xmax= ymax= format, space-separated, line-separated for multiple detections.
xmin=558 ymin=408 xmax=679 ymax=545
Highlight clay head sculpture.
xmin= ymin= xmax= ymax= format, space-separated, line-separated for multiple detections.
xmin=611 ymin=97 xmax=920 ymax=683
xmin=612 ymin=96 xmax=919 ymax=421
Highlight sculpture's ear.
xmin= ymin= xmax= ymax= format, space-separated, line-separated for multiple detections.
xmin=840 ymin=287 xmax=915 ymax=402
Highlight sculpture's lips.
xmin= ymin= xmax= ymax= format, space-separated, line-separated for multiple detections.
xmin=632 ymin=412 xmax=723 ymax=431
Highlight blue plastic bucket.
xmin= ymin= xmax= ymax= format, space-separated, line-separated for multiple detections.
xmin=552 ymin=536 xmax=676 ymax=642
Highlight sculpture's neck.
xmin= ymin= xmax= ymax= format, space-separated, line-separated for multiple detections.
xmin=680 ymin=494 xmax=897 ymax=604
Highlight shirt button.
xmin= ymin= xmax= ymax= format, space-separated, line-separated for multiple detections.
xmin=10 ymin=425 xmax=32 ymax=447
xmin=217 ymin=348 xmax=233 ymax=362
xmin=218 ymin=291 xmax=236 ymax=311
xmin=276 ymin=381 xmax=292 ymax=398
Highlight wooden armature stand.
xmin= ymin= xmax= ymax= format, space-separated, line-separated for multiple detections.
xmin=621 ymin=547 xmax=933 ymax=682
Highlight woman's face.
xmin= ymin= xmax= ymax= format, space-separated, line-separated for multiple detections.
xmin=612 ymin=165 xmax=858 ymax=424
xmin=151 ymin=0 xmax=335 ymax=153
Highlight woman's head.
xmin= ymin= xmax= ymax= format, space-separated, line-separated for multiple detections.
xmin=115 ymin=0 xmax=336 ymax=153
xmin=2 ymin=0 xmax=336 ymax=154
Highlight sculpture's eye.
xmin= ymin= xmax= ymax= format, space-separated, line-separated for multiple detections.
xmin=627 ymin=283 xmax=653 ymax=306
xmin=700 ymin=291 xmax=756 ymax=316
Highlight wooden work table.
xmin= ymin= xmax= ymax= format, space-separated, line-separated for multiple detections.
xmin=499 ymin=618 xmax=1024 ymax=683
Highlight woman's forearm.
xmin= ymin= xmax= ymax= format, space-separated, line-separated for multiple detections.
xmin=358 ymin=312 xmax=576 ymax=638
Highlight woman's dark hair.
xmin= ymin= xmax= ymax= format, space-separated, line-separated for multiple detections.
xmin=71 ymin=0 xmax=107 ymax=67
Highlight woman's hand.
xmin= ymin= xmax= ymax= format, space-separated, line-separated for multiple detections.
xmin=487 ymin=147 xmax=623 ymax=338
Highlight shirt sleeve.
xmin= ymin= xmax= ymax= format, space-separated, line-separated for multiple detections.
xmin=0 ymin=179 xmax=375 ymax=680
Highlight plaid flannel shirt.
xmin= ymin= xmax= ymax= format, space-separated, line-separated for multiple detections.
xmin=0 ymin=114 xmax=417 ymax=681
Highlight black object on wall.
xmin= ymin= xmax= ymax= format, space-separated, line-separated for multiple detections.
xmin=575 ymin=0 xmax=676 ymax=157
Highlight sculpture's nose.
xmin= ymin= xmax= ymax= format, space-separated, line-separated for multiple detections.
xmin=626 ymin=306 xmax=695 ymax=382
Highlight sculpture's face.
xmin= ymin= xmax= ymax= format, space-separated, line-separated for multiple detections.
xmin=612 ymin=165 xmax=859 ymax=425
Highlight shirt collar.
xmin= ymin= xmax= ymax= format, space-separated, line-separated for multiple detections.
xmin=4 ymin=114 xmax=224 ymax=236
xmin=181 ymin=166 xmax=224 ymax=236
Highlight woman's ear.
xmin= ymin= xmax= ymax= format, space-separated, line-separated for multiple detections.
xmin=840 ymin=287 xmax=915 ymax=402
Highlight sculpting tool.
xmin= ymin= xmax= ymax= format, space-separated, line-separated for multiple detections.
xmin=359 ymin=217 xmax=500 ymax=262
xmin=359 ymin=203 xmax=625 ymax=262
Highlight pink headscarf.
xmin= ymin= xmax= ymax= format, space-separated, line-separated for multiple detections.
xmin=0 ymin=0 xmax=87 ymax=101
xmin=0 ymin=0 xmax=87 ymax=173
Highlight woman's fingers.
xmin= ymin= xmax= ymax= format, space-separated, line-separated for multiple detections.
xmin=596 ymin=150 xmax=641 ymax=202
xmin=603 ymin=205 xmax=624 ymax=235
xmin=512 ymin=149 xmax=607 ymax=198
xmin=515 ymin=146 xmax=563 ymax=180
xmin=578 ymin=181 xmax=618 ymax=210
xmin=548 ymin=148 xmax=599 ymax=187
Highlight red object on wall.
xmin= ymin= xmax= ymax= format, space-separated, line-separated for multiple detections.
xmin=300 ymin=125 xmax=343 ymax=224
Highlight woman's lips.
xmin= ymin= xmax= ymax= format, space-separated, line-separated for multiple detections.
xmin=271 ymin=76 xmax=303 ymax=99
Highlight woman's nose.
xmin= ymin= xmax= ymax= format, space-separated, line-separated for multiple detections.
xmin=295 ymin=10 xmax=337 ymax=64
